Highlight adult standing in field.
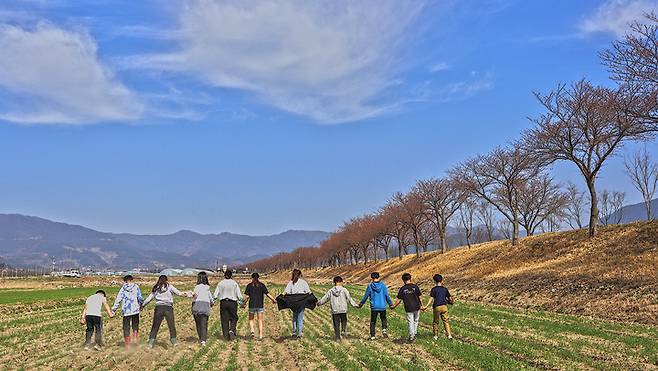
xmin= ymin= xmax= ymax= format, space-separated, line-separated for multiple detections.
xmin=241 ymin=272 xmax=277 ymax=340
xmin=283 ymin=269 xmax=312 ymax=339
xmin=214 ymin=269 xmax=243 ymax=341
xmin=111 ymin=274 xmax=144 ymax=348
xmin=192 ymin=271 xmax=214 ymax=346
xmin=390 ymin=272 xmax=423 ymax=342
xmin=142 ymin=275 xmax=191 ymax=348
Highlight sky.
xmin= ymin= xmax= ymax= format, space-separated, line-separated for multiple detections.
xmin=0 ymin=0 xmax=657 ymax=235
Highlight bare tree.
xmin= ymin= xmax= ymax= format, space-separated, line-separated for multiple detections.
xmin=624 ymin=148 xmax=658 ymax=220
xmin=496 ymin=218 xmax=512 ymax=240
xmin=451 ymin=145 xmax=539 ymax=245
xmin=458 ymin=198 xmax=476 ymax=248
xmin=392 ymin=191 xmax=431 ymax=257
xmin=518 ymin=175 xmax=567 ymax=236
xmin=599 ymin=190 xmax=626 ymax=225
xmin=383 ymin=196 xmax=412 ymax=259
xmin=565 ymin=182 xmax=587 ymax=229
xmin=416 ymin=177 xmax=465 ymax=253
xmin=523 ymin=80 xmax=658 ymax=237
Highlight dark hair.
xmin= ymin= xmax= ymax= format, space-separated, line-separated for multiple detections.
xmin=370 ymin=272 xmax=380 ymax=280
xmin=96 ymin=290 xmax=106 ymax=296
xmin=152 ymin=275 xmax=169 ymax=293
xmin=433 ymin=274 xmax=443 ymax=283
xmin=251 ymin=272 xmax=261 ymax=286
xmin=197 ymin=271 xmax=209 ymax=285
xmin=224 ymin=269 xmax=233 ymax=279
xmin=401 ymin=273 xmax=412 ymax=282
xmin=333 ymin=276 xmax=343 ymax=284
xmin=291 ymin=269 xmax=302 ymax=284
xmin=123 ymin=274 xmax=133 ymax=282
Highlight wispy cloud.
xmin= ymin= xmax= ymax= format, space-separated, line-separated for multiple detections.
xmin=429 ymin=62 xmax=449 ymax=73
xmin=581 ymin=0 xmax=657 ymax=36
xmin=0 ymin=22 xmax=142 ymax=125
xmin=123 ymin=0 xmax=429 ymax=124
xmin=408 ymin=71 xmax=495 ymax=104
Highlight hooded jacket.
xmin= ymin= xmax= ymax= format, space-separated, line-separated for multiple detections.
xmin=143 ymin=284 xmax=184 ymax=307
xmin=318 ymin=286 xmax=358 ymax=314
xmin=112 ymin=283 xmax=144 ymax=316
xmin=359 ymin=281 xmax=393 ymax=311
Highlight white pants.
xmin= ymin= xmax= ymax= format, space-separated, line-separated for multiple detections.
xmin=406 ymin=310 xmax=420 ymax=337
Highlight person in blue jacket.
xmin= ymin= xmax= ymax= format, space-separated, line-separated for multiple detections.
xmin=358 ymin=272 xmax=393 ymax=340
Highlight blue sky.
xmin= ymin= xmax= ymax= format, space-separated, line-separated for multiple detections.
xmin=0 ymin=0 xmax=656 ymax=235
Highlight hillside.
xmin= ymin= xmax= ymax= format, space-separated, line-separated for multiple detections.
xmin=290 ymin=221 xmax=658 ymax=324
xmin=611 ymin=198 xmax=658 ymax=223
xmin=0 ymin=214 xmax=329 ymax=269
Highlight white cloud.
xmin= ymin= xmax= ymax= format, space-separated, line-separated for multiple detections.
xmin=429 ymin=62 xmax=449 ymax=73
xmin=0 ymin=23 xmax=142 ymax=124
xmin=127 ymin=0 xmax=427 ymax=123
xmin=581 ymin=0 xmax=657 ymax=36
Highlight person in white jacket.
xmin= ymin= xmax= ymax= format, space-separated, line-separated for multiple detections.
xmin=214 ymin=269 xmax=243 ymax=341
xmin=111 ymin=275 xmax=143 ymax=348
xmin=318 ymin=276 xmax=359 ymax=341
xmin=142 ymin=275 xmax=191 ymax=348
xmin=283 ymin=269 xmax=311 ymax=338
xmin=192 ymin=272 xmax=214 ymax=346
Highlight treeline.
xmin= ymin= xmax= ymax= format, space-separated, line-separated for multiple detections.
xmin=248 ymin=14 xmax=658 ymax=273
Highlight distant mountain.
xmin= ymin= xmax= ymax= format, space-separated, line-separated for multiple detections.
xmin=0 ymin=214 xmax=329 ymax=269
xmin=609 ymin=198 xmax=658 ymax=224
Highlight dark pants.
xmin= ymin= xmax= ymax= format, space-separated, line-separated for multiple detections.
xmin=149 ymin=305 xmax=176 ymax=340
xmin=332 ymin=313 xmax=348 ymax=340
xmin=194 ymin=314 xmax=209 ymax=342
xmin=370 ymin=310 xmax=387 ymax=337
xmin=220 ymin=299 xmax=238 ymax=340
xmin=85 ymin=315 xmax=103 ymax=346
xmin=122 ymin=314 xmax=140 ymax=338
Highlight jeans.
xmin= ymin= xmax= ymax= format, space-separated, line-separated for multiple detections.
xmin=84 ymin=315 xmax=103 ymax=346
xmin=220 ymin=299 xmax=238 ymax=340
xmin=433 ymin=305 xmax=452 ymax=337
xmin=369 ymin=310 xmax=387 ymax=337
xmin=122 ymin=314 xmax=140 ymax=338
xmin=194 ymin=314 xmax=209 ymax=342
xmin=149 ymin=305 xmax=176 ymax=341
xmin=292 ymin=308 xmax=305 ymax=336
xmin=406 ymin=310 xmax=420 ymax=338
xmin=331 ymin=313 xmax=347 ymax=340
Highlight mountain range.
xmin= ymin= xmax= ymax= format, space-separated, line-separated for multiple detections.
xmin=0 ymin=214 xmax=329 ymax=269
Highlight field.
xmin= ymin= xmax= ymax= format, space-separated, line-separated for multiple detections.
xmin=1 ymin=277 xmax=658 ymax=370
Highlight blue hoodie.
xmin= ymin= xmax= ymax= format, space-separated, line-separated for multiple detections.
xmin=112 ymin=283 xmax=144 ymax=316
xmin=359 ymin=281 xmax=392 ymax=311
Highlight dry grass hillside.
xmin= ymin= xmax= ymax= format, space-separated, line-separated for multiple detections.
xmin=286 ymin=221 xmax=658 ymax=324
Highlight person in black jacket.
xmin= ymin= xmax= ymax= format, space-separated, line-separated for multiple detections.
xmin=279 ymin=269 xmax=314 ymax=339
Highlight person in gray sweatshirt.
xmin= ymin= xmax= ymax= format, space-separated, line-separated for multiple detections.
xmin=192 ymin=272 xmax=214 ymax=346
xmin=142 ymin=275 xmax=191 ymax=348
xmin=318 ymin=276 xmax=359 ymax=341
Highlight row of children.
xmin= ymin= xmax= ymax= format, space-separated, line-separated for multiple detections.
xmin=80 ymin=269 xmax=452 ymax=350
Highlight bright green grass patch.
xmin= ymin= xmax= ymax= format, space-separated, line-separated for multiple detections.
xmin=0 ymin=287 xmax=119 ymax=304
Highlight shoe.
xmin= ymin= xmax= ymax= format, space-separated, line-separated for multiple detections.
xmin=369 ymin=336 xmax=376 ymax=340
xmin=411 ymin=336 xmax=416 ymax=343
xmin=201 ymin=341 xmax=206 ymax=347
xmin=382 ymin=330 xmax=389 ymax=338
xmin=171 ymin=338 xmax=177 ymax=347
xmin=148 ymin=339 xmax=156 ymax=348
xmin=296 ymin=334 xmax=303 ymax=340
xmin=433 ymin=335 xmax=438 ymax=341
xmin=258 ymin=336 xmax=263 ymax=341
xmin=83 ymin=345 xmax=91 ymax=351
xmin=93 ymin=344 xmax=102 ymax=351
xmin=250 ymin=331 xmax=255 ymax=339
xmin=341 ymin=331 xmax=347 ymax=339
xmin=408 ymin=336 xmax=413 ymax=342
xmin=448 ymin=335 xmax=453 ymax=341
xmin=228 ymin=331 xmax=236 ymax=341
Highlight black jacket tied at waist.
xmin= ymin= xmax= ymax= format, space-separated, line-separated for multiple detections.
xmin=276 ymin=293 xmax=318 ymax=312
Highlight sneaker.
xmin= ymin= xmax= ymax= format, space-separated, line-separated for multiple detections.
xmin=148 ymin=339 xmax=156 ymax=348
xmin=250 ymin=331 xmax=255 ymax=339
xmin=433 ymin=335 xmax=438 ymax=341
xmin=83 ymin=345 xmax=91 ymax=351
xmin=296 ymin=334 xmax=303 ymax=340
xmin=171 ymin=338 xmax=177 ymax=347
xmin=200 ymin=341 xmax=206 ymax=347
xmin=411 ymin=336 xmax=416 ymax=343
xmin=341 ymin=331 xmax=347 ymax=339
xmin=369 ymin=336 xmax=376 ymax=341
xmin=93 ymin=344 xmax=102 ymax=351
xmin=382 ymin=330 xmax=389 ymax=338
xmin=258 ymin=336 xmax=263 ymax=341
xmin=228 ymin=331 xmax=236 ymax=341
xmin=448 ymin=335 xmax=453 ymax=341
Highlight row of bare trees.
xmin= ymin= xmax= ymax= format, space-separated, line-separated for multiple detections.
xmin=247 ymin=14 xmax=658 ymax=273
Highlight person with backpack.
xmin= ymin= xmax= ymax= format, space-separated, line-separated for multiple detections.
xmin=80 ymin=290 xmax=114 ymax=351
xmin=317 ymin=276 xmax=359 ymax=341
xmin=214 ymin=269 xmax=243 ymax=341
xmin=422 ymin=274 xmax=453 ymax=340
xmin=283 ymin=269 xmax=311 ymax=339
xmin=192 ymin=271 xmax=214 ymax=346
xmin=142 ymin=275 xmax=191 ymax=348
xmin=111 ymin=274 xmax=144 ymax=348
xmin=390 ymin=272 xmax=422 ymax=342
xmin=241 ymin=272 xmax=277 ymax=340
xmin=358 ymin=272 xmax=393 ymax=340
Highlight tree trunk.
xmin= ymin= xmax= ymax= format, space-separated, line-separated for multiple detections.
xmin=511 ymin=219 xmax=519 ymax=245
xmin=586 ymin=178 xmax=598 ymax=237
xmin=384 ymin=247 xmax=389 ymax=261
xmin=440 ymin=224 xmax=447 ymax=254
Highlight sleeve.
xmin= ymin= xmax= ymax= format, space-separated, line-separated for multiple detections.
xmin=303 ymin=281 xmax=311 ymax=294
xmin=111 ymin=287 xmax=123 ymax=312
xmin=396 ymin=288 xmax=403 ymax=300
xmin=213 ymin=284 xmax=221 ymax=299
xmin=236 ymin=283 xmax=243 ymax=301
xmin=170 ymin=285 xmax=183 ymax=296
xmin=346 ymin=289 xmax=358 ymax=307
xmin=317 ymin=291 xmax=330 ymax=305
xmin=284 ymin=282 xmax=293 ymax=294
xmin=263 ymin=285 xmax=269 ymax=295
xmin=384 ymin=286 xmax=393 ymax=306
xmin=416 ymin=285 xmax=422 ymax=297
xmin=359 ymin=285 xmax=370 ymax=306
xmin=446 ymin=288 xmax=451 ymax=298
xmin=142 ymin=292 xmax=154 ymax=307
xmin=137 ymin=286 xmax=144 ymax=304
xmin=244 ymin=284 xmax=250 ymax=296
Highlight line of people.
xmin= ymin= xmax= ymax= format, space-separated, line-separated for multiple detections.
xmin=80 ymin=269 xmax=453 ymax=350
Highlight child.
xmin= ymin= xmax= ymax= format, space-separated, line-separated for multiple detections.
xmin=422 ymin=274 xmax=453 ymax=340
xmin=241 ymin=272 xmax=277 ymax=340
xmin=390 ymin=272 xmax=422 ymax=342
xmin=142 ymin=275 xmax=191 ymax=348
xmin=214 ymin=269 xmax=243 ymax=341
xmin=80 ymin=290 xmax=114 ymax=351
xmin=111 ymin=274 xmax=144 ymax=348
xmin=318 ymin=276 xmax=358 ymax=341
xmin=192 ymin=272 xmax=214 ymax=346
xmin=358 ymin=272 xmax=392 ymax=340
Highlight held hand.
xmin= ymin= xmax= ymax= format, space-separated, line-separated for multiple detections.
xmin=79 ymin=317 xmax=86 ymax=325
